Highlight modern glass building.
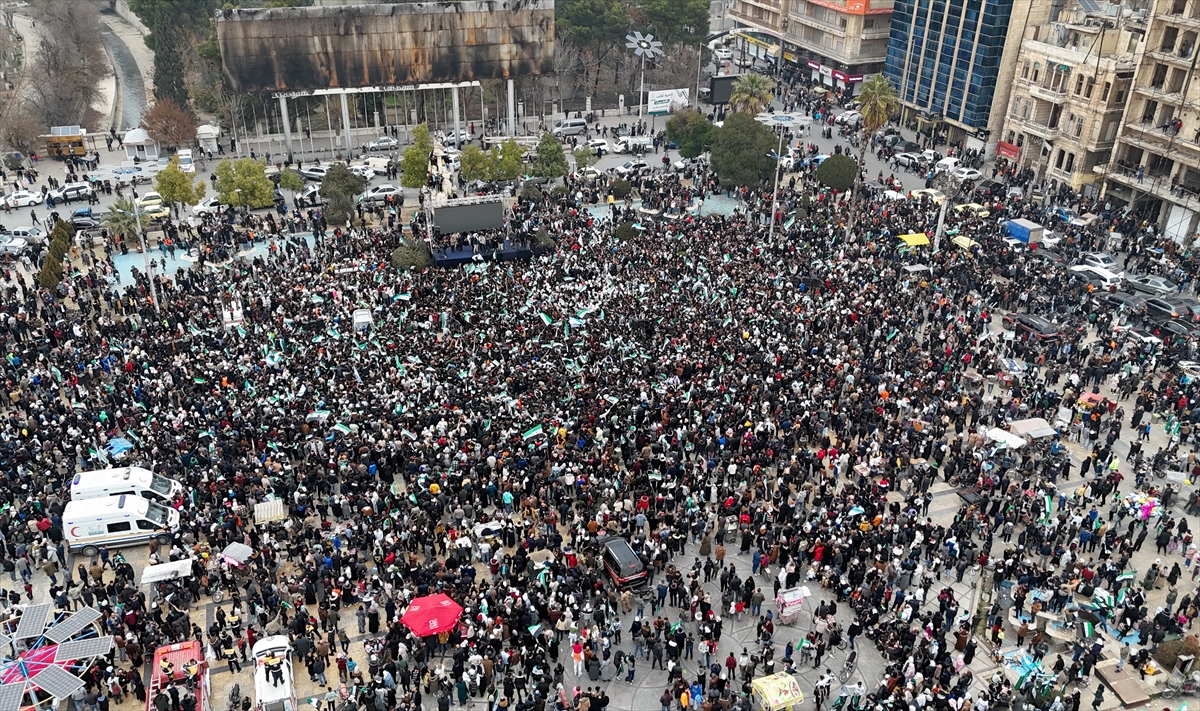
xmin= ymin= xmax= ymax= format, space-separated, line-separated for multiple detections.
xmin=884 ymin=0 xmax=1018 ymax=132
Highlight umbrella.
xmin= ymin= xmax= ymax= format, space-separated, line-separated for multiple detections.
xmin=401 ymin=593 xmax=464 ymax=636
xmin=104 ymin=438 xmax=135 ymax=458
xmin=899 ymin=233 xmax=930 ymax=246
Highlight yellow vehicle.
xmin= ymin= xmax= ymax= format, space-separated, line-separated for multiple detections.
xmin=41 ymin=126 xmax=87 ymax=158
xmin=908 ymin=188 xmax=945 ymax=204
xmin=954 ymin=202 xmax=991 ymax=218
xmin=136 ymin=191 xmax=165 ymax=208
xmin=141 ymin=204 xmax=170 ymax=221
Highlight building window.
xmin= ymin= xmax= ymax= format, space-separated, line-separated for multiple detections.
xmin=1115 ymin=87 xmax=1126 ymax=102
xmin=865 ymin=18 xmax=874 ymax=28
xmin=1055 ymin=150 xmax=1065 ymax=169
xmin=1065 ymin=153 xmax=1076 ymax=172
xmin=1074 ymin=74 xmax=1085 ymax=94
xmin=840 ymin=17 xmax=847 ymax=28
xmin=1085 ymin=77 xmax=1095 ymax=98
xmin=1102 ymin=82 xmax=1111 ymax=101
xmin=1022 ymin=61 xmax=1030 ymax=80
xmin=1074 ymin=117 xmax=1084 ymax=137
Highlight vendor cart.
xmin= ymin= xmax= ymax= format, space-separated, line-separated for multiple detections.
xmin=776 ymin=586 xmax=809 ymax=625
xmin=751 ymin=672 xmax=805 ymax=711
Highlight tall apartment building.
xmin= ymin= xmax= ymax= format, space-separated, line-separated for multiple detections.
xmin=884 ymin=0 xmax=1054 ymax=150
xmin=1000 ymin=0 xmax=1137 ymax=198
xmin=728 ymin=0 xmax=894 ymax=95
xmin=1101 ymin=0 xmax=1200 ymax=241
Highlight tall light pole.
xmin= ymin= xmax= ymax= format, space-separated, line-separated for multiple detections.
xmin=756 ymin=112 xmax=808 ymax=242
xmin=626 ymin=32 xmax=663 ymax=120
xmin=123 ymin=189 xmax=160 ymax=313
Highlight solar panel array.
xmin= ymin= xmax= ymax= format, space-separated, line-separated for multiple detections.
xmin=46 ymin=608 xmax=101 ymax=643
xmin=30 ymin=665 xmax=85 ymax=699
xmin=0 ymin=683 xmax=25 ymax=711
xmin=13 ymin=605 xmax=52 ymax=640
xmin=54 ymin=636 xmax=113 ymax=663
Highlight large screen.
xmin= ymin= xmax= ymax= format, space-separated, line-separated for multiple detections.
xmin=434 ymin=201 xmax=506 ymax=235
xmin=709 ymin=75 xmax=743 ymax=105
xmin=217 ymin=0 xmax=555 ymax=93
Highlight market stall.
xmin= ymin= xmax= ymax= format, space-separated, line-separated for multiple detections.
xmin=751 ymin=672 xmax=805 ymax=711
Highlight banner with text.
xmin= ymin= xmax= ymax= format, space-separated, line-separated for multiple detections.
xmin=648 ymin=89 xmax=690 ymax=116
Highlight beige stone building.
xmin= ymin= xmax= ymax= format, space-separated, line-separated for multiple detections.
xmin=1001 ymin=0 xmax=1138 ymax=198
xmin=728 ymin=0 xmax=893 ymax=95
xmin=1102 ymin=0 xmax=1200 ymax=240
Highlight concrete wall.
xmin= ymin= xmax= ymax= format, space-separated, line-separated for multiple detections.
xmin=113 ymin=0 xmax=150 ymax=37
xmin=217 ymin=0 xmax=554 ymax=93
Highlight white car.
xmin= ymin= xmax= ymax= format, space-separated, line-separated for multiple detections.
xmin=3 ymin=190 xmax=42 ymax=208
xmin=836 ymin=111 xmax=863 ymax=127
xmin=48 ymin=182 xmax=94 ymax=203
xmin=191 ymin=197 xmax=230 ymax=215
xmin=294 ymin=185 xmax=327 ymax=208
xmin=582 ymin=139 xmax=610 ymax=156
xmin=136 ymin=191 xmax=165 ymax=208
xmin=299 ymin=165 xmax=329 ymax=181
xmin=1077 ymin=251 xmax=1120 ymax=271
xmin=442 ymin=128 xmax=471 ymax=144
xmin=365 ymin=136 xmax=399 ymax=151
xmin=0 ymin=236 xmax=27 ymax=255
xmin=349 ymin=165 xmax=376 ymax=181
xmin=252 ymin=636 xmax=295 ymax=711
xmin=357 ymin=184 xmax=403 ymax=204
xmin=713 ymin=48 xmax=732 ymax=61
xmin=615 ymin=160 xmax=650 ymax=177
xmin=952 ymin=167 xmax=984 ymax=182
xmin=1069 ymin=264 xmax=1123 ymax=289
xmin=895 ymin=153 xmax=925 ymax=168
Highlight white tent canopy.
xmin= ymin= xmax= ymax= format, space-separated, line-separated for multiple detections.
xmin=140 ymin=557 xmax=194 ymax=585
xmin=1009 ymin=417 xmax=1057 ymax=439
xmin=987 ymin=427 xmax=1027 ymax=449
xmin=254 ymin=499 xmax=287 ymax=523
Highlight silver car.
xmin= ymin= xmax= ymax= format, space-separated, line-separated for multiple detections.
xmin=0 ymin=236 xmax=28 ymax=255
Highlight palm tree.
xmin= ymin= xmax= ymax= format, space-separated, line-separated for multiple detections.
xmin=102 ymin=198 xmax=141 ymax=248
xmin=728 ymin=74 xmax=776 ymax=115
xmin=848 ymin=75 xmax=900 ymax=236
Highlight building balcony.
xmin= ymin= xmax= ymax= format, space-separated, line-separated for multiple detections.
xmin=740 ymin=0 xmax=782 ymax=11
xmin=1027 ymin=83 xmax=1069 ymax=103
xmin=1105 ymin=166 xmax=1200 ymax=209
xmin=789 ymin=12 xmax=847 ymax=37
xmin=1146 ymin=47 xmax=1196 ymax=66
xmin=1158 ymin=12 xmax=1200 ymax=32
xmin=1009 ymin=114 xmax=1061 ymax=140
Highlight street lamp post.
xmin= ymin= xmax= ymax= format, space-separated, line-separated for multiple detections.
xmin=755 ymin=112 xmax=809 ymax=243
xmin=125 ymin=189 xmax=160 ymax=313
xmin=626 ymin=33 xmax=664 ymax=120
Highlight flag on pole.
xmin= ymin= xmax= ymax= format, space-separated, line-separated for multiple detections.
xmin=539 ymin=312 xmax=553 ymax=326
xmin=523 ymin=424 xmax=545 ymax=441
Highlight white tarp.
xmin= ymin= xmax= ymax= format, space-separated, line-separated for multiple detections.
xmin=140 ymin=557 xmax=194 ymax=585
xmin=254 ymin=499 xmax=287 ymax=523
xmin=1009 ymin=417 xmax=1058 ymax=439
xmin=987 ymin=428 xmax=1027 ymax=449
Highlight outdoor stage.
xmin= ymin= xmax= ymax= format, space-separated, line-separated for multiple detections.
xmin=432 ymin=241 xmax=534 ymax=268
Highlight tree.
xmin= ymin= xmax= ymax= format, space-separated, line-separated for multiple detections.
xmin=279 ymin=168 xmax=304 ymax=196
xmin=710 ymin=113 xmax=776 ymax=188
xmin=493 ymin=139 xmax=525 ymax=181
xmin=25 ymin=3 xmax=108 ymax=127
xmin=532 ymin=133 xmax=569 ymax=180
xmin=640 ymin=0 xmax=709 ymax=46
xmin=127 ymin=0 xmax=219 ymax=42
xmin=213 ymin=158 xmax=275 ymax=209
xmin=319 ymin=164 xmax=367 ymax=226
xmin=155 ymin=156 xmax=206 ymax=213
xmin=102 ymin=199 xmax=142 ymax=243
xmin=141 ymin=99 xmax=197 ymax=150
xmin=151 ymin=18 xmax=188 ymax=107
xmin=665 ymin=109 xmax=716 ymax=158
xmin=573 ymin=146 xmax=598 ymax=170
xmin=729 ymin=74 xmax=775 ymax=115
xmin=815 ymin=154 xmax=857 ymax=191
xmin=401 ymin=124 xmax=433 ymax=189
xmin=849 ymin=75 xmax=900 ymax=236
xmin=460 ymin=145 xmax=490 ymax=183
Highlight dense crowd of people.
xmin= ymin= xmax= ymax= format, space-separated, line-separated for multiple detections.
xmin=1 ymin=83 xmax=1200 ymax=711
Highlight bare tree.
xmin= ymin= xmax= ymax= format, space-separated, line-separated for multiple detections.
xmin=141 ymin=98 xmax=197 ymax=149
xmin=23 ymin=1 xmax=109 ymax=127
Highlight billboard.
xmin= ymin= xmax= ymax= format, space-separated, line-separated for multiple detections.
xmin=648 ymin=89 xmax=690 ymax=116
xmin=217 ymin=0 xmax=555 ymax=93
xmin=433 ymin=201 xmax=506 ymax=234
xmin=709 ymin=75 xmax=743 ymax=105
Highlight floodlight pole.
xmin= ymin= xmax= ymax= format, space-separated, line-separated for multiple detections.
xmin=639 ymin=53 xmax=647 ymax=120
xmin=933 ymin=196 xmax=949 ymax=254
xmin=768 ymin=130 xmax=784 ymax=243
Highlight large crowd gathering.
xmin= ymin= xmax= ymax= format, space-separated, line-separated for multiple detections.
xmin=2 ymin=80 xmax=1200 ymax=711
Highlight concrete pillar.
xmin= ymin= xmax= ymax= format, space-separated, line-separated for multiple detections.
xmin=451 ymin=85 xmax=462 ymax=149
xmin=507 ymin=79 xmax=516 ymax=137
xmin=339 ymin=92 xmax=353 ymax=156
xmin=279 ymin=95 xmax=294 ymax=162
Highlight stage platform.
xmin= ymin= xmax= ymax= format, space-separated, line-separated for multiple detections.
xmin=432 ymin=241 xmax=535 ymax=267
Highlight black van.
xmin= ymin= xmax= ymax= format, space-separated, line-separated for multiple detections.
xmin=600 ymin=536 xmax=648 ymax=588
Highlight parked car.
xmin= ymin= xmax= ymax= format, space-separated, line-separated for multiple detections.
xmin=365 ymin=136 xmax=399 ymax=151
xmin=836 ymin=111 xmax=863 ymax=127
xmin=895 ymin=140 xmax=922 ymax=153
xmin=952 ymin=167 xmax=984 ymax=182
xmin=1124 ymin=273 xmax=1178 ymax=296
xmin=136 ymin=191 xmax=164 ymax=208
xmin=1068 ymin=264 xmax=1123 ymax=289
xmin=1158 ymin=319 xmax=1200 ymax=338
xmin=69 ymin=207 xmax=101 ymax=229
xmin=1001 ymin=313 xmax=1060 ymax=341
xmin=191 ymin=197 xmax=231 ymax=216
xmin=582 ymin=139 xmax=610 ymax=156
xmin=1144 ymin=297 xmax=1184 ymax=322
xmin=48 ymin=182 xmax=94 ymax=203
xmin=1095 ymin=291 xmax=1146 ymax=313
xmin=1028 ymin=249 xmax=1066 ymax=265
xmin=3 ymin=190 xmax=42 ymax=208
xmin=0 ymin=236 xmax=27 ymax=255
xmin=953 ymin=202 xmax=990 ymax=218
xmin=615 ymin=160 xmax=650 ymax=177
xmin=713 ymin=48 xmax=732 ymax=61
xmin=975 ymin=179 xmax=1005 ymax=198
xmin=895 ymin=153 xmax=925 ymax=168
xmin=908 ymin=188 xmax=945 ymax=203
xmin=140 ymin=204 xmax=170 ymax=221
xmin=357 ymin=184 xmax=403 ymax=204
xmin=0 ymin=226 xmax=44 ymax=244
xmin=294 ymin=185 xmax=327 ymax=208
xmin=1076 ymin=252 xmax=1120 ymax=271
xmin=299 ymin=165 xmax=330 ymax=181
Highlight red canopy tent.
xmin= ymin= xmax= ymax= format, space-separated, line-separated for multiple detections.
xmin=400 ymin=594 xmax=464 ymax=637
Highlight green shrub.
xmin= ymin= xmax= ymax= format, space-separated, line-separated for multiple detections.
xmin=37 ymin=254 xmax=62 ymax=289
xmin=614 ymin=221 xmax=638 ymax=242
xmin=815 ymin=154 xmax=857 ymax=191
xmin=1154 ymin=635 xmax=1200 ymax=671
xmin=610 ymin=178 xmax=632 ymax=199
xmin=520 ymin=182 xmax=543 ymax=200
xmin=391 ymin=238 xmax=434 ymax=271
xmin=534 ymin=227 xmax=554 ymax=248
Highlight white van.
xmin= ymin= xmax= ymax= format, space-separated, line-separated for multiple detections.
xmin=177 ymin=149 xmax=196 ymax=174
xmin=63 ymin=494 xmax=180 ymax=556
xmin=614 ymin=136 xmax=653 ymax=154
xmin=934 ymin=157 xmax=961 ymax=174
xmin=552 ymin=118 xmax=589 ymax=137
xmin=252 ymin=636 xmax=296 ymax=711
xmin=70 ymin=467 xmax=183 ymax=504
